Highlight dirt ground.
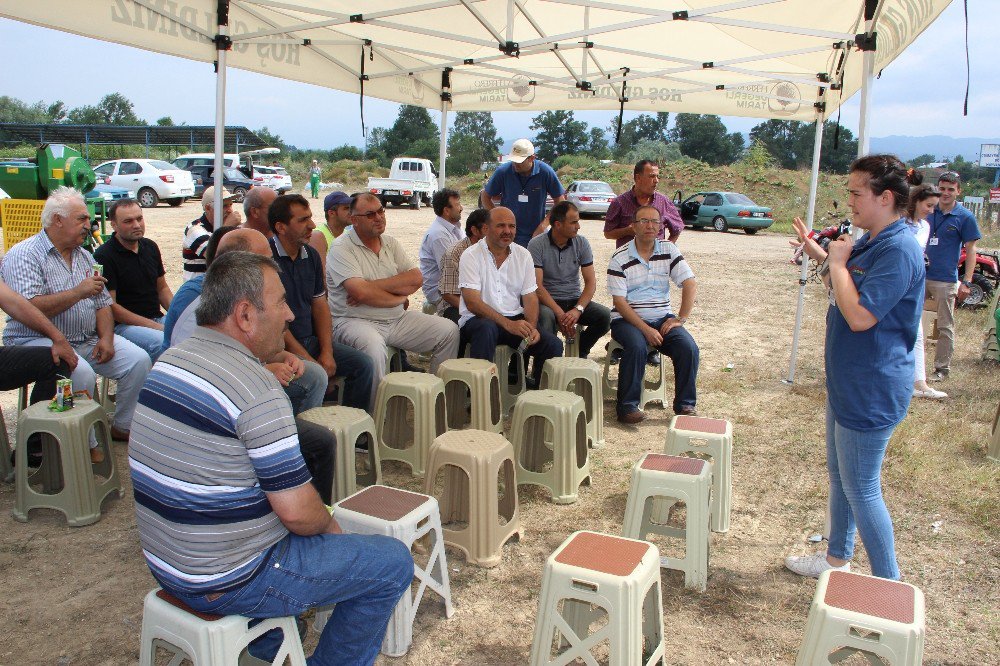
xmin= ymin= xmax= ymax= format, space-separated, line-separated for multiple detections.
xmin=1 ymin=195 xmax=997 ymax=665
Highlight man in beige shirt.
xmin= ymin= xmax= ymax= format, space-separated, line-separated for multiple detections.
xmin=326 ymin=193 xmax=460 ymax=407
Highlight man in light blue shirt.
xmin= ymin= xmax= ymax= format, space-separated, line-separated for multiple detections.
xmin=481 ymin=139 xmax=566 ymax=246
xmin=419 ymin=188 xmax=465 ymax=310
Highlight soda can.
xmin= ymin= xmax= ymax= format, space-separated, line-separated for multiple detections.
xmin=56 ymin=378 xmax=74 ymax=410
xmin=92 ymin=263 xmax=103 ymax=277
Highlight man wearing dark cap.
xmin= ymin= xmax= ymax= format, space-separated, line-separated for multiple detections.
xmin=309 ymin=191 xmax=354 ymax=275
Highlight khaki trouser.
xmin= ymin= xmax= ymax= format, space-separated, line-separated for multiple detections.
xmin=925 ymin=279 xmax=958 ymax=371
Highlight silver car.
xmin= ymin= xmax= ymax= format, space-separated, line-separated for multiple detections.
xmin=565 ymin=180 xmax=615 ymax=217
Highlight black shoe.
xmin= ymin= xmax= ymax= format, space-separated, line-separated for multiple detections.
xmin=609 ymin=348 xmax=622 ymax=366
xmin=525 ymin=376 xmax=539 ymax=390
xmin=646 ymin=350 xmax=661 ymax=366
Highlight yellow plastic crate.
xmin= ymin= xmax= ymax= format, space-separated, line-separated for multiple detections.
xmin=1 ymin=199 xmax=45 ymax=252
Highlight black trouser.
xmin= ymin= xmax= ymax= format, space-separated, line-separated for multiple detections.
xmin=0 ymin=345 xmax=72 ymax=404
xmin=537 ymin=299 xmax=612 ymax=358
xmin=295 ymin=417 xmax=336 ymax=505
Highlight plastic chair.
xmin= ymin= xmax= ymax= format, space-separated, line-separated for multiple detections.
xmin=540 ymin=357 xmax=605 ymax=448
xmin=495 ymin=344 xmax=527 ymax=415
xmin=138 ymin=588 xmax=307 ymax=666
xmin=12 ymin=398 xmax=121 ymax=527
xmin=796 ymin=570 xmax=925 ymax=665
xmin=373 ymin=372 xmax=446 ymax=478
xmin=529 ymin=531 xmax=664 ymax=666
xmin=622 ymin=453 xmax=711 ymax=591
xmin=422 ymin=430 xmax=521 ymax=567
xmin=298 ymin=406 xmax=381 ymax=502
xmin=331 ymin=485 xmax=454 ymax=657
xmin=664 ymin=415 xmax=733 ymax=533
xmin=509 ymin=390 xmax=591 ymax=504
xmin=436 ymin=358 xmax=502 ymax=433
xmin=601 ymin=339 xmax=666 ymax=409
xmin=0 ymin=405 xmax=12 ymax=483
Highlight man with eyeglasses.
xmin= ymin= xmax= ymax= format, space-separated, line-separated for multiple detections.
xmin=607 ymin=205 xmax=699 ymax=424
xmin=480 ymin=139 xmax=566 ymax=246
xmin=326 ymin=193 xmax=460 ymax=408
xmin=923 ymin=171 xmax=981 ymax=381
xmin=1 ymin=186 xmax=151 ymax=445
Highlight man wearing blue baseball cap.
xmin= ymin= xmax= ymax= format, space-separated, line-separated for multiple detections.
xmin=309 ymin=191 xmax=354 ymax=274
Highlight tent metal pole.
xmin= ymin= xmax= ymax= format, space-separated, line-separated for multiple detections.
xmin=857 ymin=48 xmax=874 ymax=157
xmin=785 ymin=115 xmax=824 ymax=384
xmin=212 ymin=1 xmax=231 ymax=229
xmin=439 ymin=100 xmax=449 ymax=188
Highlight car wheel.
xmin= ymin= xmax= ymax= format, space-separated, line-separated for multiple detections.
xmin=743 ymin=227 xmax=758 ymax=235
xmin=166 ymin=198 xmax=184 ymax=207
xmin=712 ymin=216 xmax=728 ymax=232
xmin=960 ymin=274 xmax=992 ymax=308
xmin=409 ymin=193 xmax=420 ymax=210
xmin=137 ymin=187 xmax=159 ymax=208
xmin=231 ymin=187 xmax=248 ymax=203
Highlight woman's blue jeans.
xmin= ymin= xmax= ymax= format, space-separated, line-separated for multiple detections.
xmin=165 ymin=532 xmax=413 ymax=665
xmin=825 ymin=402 xmax=900 ymax=580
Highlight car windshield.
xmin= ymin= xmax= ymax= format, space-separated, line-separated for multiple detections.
xmin=149 ymin=160 xmax=176 ymax=170
xmin=224 ymin=168 xmax=246 ymax=179
xmin=275 ymin=168 xmax=288 ymax=175
xmin=725 ymin=193 xmax=756 ymax=206
xmin=578 ymin=182 xmax=613 ymax=193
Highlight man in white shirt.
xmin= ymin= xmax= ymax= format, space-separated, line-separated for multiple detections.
xmin=458 ymin=207 xmax=562 ymax=387
xmin=418 ymin=188 xmax=465 ymax=313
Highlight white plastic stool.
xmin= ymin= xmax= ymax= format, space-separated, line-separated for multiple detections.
xmin=0 ymin=405 xmax=12 ymax=483
xmin=332 ymin=485 xmax=454 ymax=657
xmin=373 ymin=372 xmax=447 ymax=477
xmin=622 ymin=453 xmax=711 ymax=591
xmin=494 ymin=344 xmax=527 ymax=415
xmin=601 ymin=339 xmax=666 ymax=409
xmin=529 ymin=530 xmax=665 ymax=666
xmin=138 ymin=587 xmax=307 ymax=666
xmin=796 ymin=570 xmax=925 ymax=665
xmin=437 ymin=358 xmax=503 ymax=433
xmin=540 ymin=357 xmax=605 ymax=448
xmin=665 ymin=415 xmax=733 ymax=533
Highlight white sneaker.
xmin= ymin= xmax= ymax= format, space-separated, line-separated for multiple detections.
xmin=913 ymin=387 xmax=948 ymax=399
xmin=784 ymin=551 xmax=850 ymax=578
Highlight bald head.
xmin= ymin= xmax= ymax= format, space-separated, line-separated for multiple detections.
xmin=485 ymin=206 xmax=516 ymax=249
xmin=216 ymin=227 xmax=271 ymax=259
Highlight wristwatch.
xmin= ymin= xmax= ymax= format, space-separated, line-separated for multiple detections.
xmin=676 ymin=316 xmax=688 ymax=325
xmin=960 ymin=280 xmax=971 ymax=287
xmin=575 ymin=304 xmax=585 ymax=313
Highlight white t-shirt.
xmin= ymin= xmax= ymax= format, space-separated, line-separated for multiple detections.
xmin=457 ymin=240 xmax=537 ymax=327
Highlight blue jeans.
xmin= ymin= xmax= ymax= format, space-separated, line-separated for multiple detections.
xmin=610 ymin=316 xmax=699 ymax=416
xmin=115 ymin=317 xmax=165 ymax=362
xmin=825 ymin=402 xmax=900 ymax=580
xmin=460 ymin=315 xmax=563 ymax=383
xmin=165 ymin=533 xmax=414 ymax=665
xmin=284 ymin=359 xmax=329 ymax=415
xmin=537 ymin=299 xmax=612 ymax=358
xmin=300 ymin=336 xmax=375 ymax=411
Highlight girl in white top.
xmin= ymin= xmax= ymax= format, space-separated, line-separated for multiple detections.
xmin=906 ymin=179 xmax=944 ymax=399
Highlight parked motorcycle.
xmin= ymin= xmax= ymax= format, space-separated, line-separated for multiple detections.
xmin=958 ymin=248 xmax=1000 ymax=308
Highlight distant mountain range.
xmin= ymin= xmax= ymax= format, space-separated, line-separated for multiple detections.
xmin=868 ymin=135 xmax=999 ymax=163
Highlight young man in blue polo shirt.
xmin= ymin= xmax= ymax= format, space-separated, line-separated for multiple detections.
xmin=268 ymin=194 xmax=374 ymax=411
xmin=480 ymin=139 xmax=566 ymax=246
xmin=924 ymin=172 xmax=981 ymax=380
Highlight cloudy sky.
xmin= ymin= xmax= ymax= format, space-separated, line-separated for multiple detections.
xmin=1 ymin=1 xmax=996 ymax=151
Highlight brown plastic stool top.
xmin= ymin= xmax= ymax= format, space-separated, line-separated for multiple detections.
xmin=155 ymin=589 xmax=223 ymax=622
xmin=674 ymin=415 xmax=728 ymax=434
xmin=640 ymin=453 xmax=707 ymax=475
xmin=824 ymin=571 xmax=915 ymax=624
xmin=339 ymin=485 xmax=428 ymax=521
xmin=555 ymin=532 xmax=649 ymax=577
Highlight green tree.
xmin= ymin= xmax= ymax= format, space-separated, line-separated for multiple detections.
xmin=255 ymin=126 xmax=289 ymax=151
xmin=587 ymin=127 xmax=611 ymax=160
xmin=384 ymin=105 xmax=438 ymax=163
xmin=0 ymin=96 xmax=65 ymax=123
xmin=609 ymin=112 xmax=670 ymax=158
xmin=68 ymin=93 xmax=145 ymax=125
xmin=328 ymin=144 xmax=364 ymax=161
xmin=670 ymin=113 xmax=744 ymax=166
xmin=910 ymin=153 xmax=936 ymax=167
xmin=530 ymin=110 xmax=588 ymax=162
xmin=447 ymin=112 xmax=502 ymax=176
xmin=156 ymin=116 xmax=175 ymax=126
xmin=623 ymin=140 xmax=682 ymax=166
xmin=447 ymin=133 xmax=488 ymax=176
xmin=748 ymin=119 xmax=798 ymax=169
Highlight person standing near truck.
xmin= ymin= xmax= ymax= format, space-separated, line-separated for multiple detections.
xmin=480 ymin=139 xmax=566 ymax=247
xmin=309 ymin=159 xmax=322 ymax=199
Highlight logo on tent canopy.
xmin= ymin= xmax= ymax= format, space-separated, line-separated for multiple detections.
xmin=472 ymin=75 xmax=535 ymax=106
xmin=768 ymin=81 xmax=801 ymax=115
xmin=507 ymin=75 xmax=535 ymax=106
xmin=725 ymin=81 xmax=801 ymax=115
xmin=395 ymin=75 xmax=426 ymax=103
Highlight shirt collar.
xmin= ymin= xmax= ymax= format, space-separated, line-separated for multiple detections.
xmin=189 ymin=326 xmax=262 ymax=364
xmin=629 ymin=188 xmax=661 ymax=206
xmin=546 ymin=229 xmax=572 ymax=250
xmin=626 ymin=237 xmax=661 ymax=261
xmin=270 ymin=236 xmax=308 ymax=260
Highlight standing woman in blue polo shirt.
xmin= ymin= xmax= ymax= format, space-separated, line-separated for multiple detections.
xmin=786 ymin=155 xmax=924 ymax=581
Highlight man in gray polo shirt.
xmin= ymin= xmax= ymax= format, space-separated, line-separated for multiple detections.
xmin=528 ymin=201 xmax=611 ymax=358
xmin=327 ymin=193 xmax=460 ymax=407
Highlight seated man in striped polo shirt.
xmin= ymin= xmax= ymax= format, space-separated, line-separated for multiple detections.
xmin=607 ymin=205 xmax=699 ymax=424
xmin=129 ymin=252 xmax=413 ymax=665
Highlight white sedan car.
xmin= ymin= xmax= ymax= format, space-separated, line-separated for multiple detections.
xmin=93 ymin=159 xmax=195 ymax=208
xmin=565 ymin=180 xmax=615 ymax=217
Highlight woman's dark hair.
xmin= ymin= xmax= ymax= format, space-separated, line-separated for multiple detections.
xmin=849 ymin=154 xmax=909 ymax=213
xmin=905 ymin=168 xmax=923 ymax=186
xmin=906 ymin=183 xmax=941 ymax=220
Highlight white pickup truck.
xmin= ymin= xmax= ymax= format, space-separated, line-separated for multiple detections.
xmin=367 ymin=157 xmax=439 ymax=209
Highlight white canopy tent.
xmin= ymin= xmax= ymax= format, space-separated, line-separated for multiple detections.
xmin=1 ymin=0 xmax=954 ymax=379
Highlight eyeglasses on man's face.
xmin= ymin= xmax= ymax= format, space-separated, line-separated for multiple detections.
xmin=352 ymin=207 xmax=386 ymax=220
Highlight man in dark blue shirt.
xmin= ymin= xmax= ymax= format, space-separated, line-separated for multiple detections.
xmin=924 ymin=172 xmax=981 ymax=380
xmin=481 ymin=139 xmax=566 ymax=246
xmin=269 ymin=194 xmax=373 ymax=410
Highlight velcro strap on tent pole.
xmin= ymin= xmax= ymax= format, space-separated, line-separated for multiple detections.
xmin=359 ymin=40 xmax=371 ymax=137
xmin=615 ymin=67 xmax=630 ymax=145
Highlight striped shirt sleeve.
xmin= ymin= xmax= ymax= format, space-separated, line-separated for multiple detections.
xmin=236 ymin=389 xmax=311 ymax=492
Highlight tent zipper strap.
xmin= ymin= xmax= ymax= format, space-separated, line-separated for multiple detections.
xmin=359 ymin=41 xmax=371 ymax=137
xmin=615 ymin=67 xmax=629 ymax=145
